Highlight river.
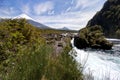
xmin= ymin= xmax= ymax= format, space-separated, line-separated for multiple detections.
xmin=70 ymin=38 xmax=120 ymax=80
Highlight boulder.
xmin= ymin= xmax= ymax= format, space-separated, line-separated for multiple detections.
xmin=74 ymin=25 xmax=113 ymax=50
xmin=74 ymin=36 xmax=89 ymax=49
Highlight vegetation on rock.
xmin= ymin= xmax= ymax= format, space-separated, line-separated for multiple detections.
xmin=87 ymin=0 xmax=120 ymax=38
xmin=74 ymin=25 xmax=113 ymax=50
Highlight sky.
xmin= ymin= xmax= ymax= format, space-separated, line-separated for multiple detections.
xmin=0 ymin=0 xmax=107 ymax=30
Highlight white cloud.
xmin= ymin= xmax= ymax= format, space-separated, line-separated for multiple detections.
xmin=21 ymin=4 xmax=30 ymax=14
xmin=33 ymin=10 xmax=97 ymax=30
xmin=71 ymin=0 xmax=74 ymax=4
xmin=33 ymin=0 xmax=106 ymax=30
xmin=74 ymin=0 xmax=100 ymax=10
xmin=46 ymin=23 xmax=84 ymax=30
xmin=65 ymin=7 xmax=72 ymax=12
xmin=33 ymin=1 xmax=54 ymax=15
xmin=7 ymin=0 xmax=106 ymax=30
xmin=48 ymin=10 xmax=54 ymax=15
xmin=0 ymin=7 xmax=16 ymax=17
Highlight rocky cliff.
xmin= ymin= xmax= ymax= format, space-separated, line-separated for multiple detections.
xmin=87 ymin=0 xmax=120 ymax=38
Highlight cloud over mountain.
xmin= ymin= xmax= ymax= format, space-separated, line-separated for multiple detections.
xmin=0 ymin=0 xmax=106 ymax=30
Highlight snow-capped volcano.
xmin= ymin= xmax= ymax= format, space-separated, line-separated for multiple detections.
xmin=14 ymin=13 xmax=51 ymax=29
xmin=14 ymin=13 xmax=33 ymax=20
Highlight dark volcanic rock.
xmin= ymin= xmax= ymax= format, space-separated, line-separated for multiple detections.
xmin=74 ymin=36 xmax=89 ymax=49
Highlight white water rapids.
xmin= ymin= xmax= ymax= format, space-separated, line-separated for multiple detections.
xmin=70 ymin=38 xmax=120 ymax=80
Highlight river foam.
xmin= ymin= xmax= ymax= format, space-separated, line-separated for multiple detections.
xmin=71 ymin=38 xmax=120 ymax=80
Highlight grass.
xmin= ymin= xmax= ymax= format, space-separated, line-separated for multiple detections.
xmin=44 ymin=45 xmax=83 ymax=80
xmin=0 ymin=44 xmax=83 ymax=80
xmin=1 ymin=45 xmax=51 ymax=80
xmin=0 ymin=19 xmax=83 ymax=80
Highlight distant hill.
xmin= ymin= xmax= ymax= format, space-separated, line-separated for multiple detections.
xmin=87 ymin=0 xmax=120 ymax=38
xmin=14 ymin=14 xmax=51 ymax=29
xmin=57 ymin=27 xmax=78 ymax=32
xmin=58 ymin=27 xmax=70 ymax=30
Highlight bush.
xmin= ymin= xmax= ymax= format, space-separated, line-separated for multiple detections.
xmin=74 ymin=25 xmax=113 ymax=50
xmin=0 ymin=19 xmax=44 ymax=63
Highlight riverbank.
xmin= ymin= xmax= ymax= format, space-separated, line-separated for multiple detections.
xmin=0 ymin=19 xmax=83 ymax=80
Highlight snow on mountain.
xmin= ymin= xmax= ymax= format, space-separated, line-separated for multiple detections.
xmin=14 ymin=13 xmax=33 ymax=20
xmin=14 ymin=13 xmax=51 ymax=29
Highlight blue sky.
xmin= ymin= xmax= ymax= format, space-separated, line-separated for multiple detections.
xmin=0 ymin=0 xmax=106 ymax=30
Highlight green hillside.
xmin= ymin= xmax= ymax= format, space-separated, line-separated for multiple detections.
xmin=87 ymin=0 xmax=120 ymax=38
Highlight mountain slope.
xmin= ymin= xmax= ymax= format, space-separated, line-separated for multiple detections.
xmin=87 ymin=0 xmax=120 ymax=38
xmin=14 ymin=14 xmax=51 ymax=29
xmin=27 ymin=20 xmax=50 ymax=29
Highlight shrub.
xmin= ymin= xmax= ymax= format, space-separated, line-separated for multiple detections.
xmin=74 ymin=25 xmax=113 ymax=49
